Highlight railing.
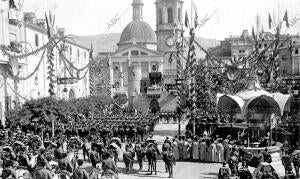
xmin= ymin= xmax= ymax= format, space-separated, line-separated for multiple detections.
xmin=147 ymin=86 xmax=162 ymax=97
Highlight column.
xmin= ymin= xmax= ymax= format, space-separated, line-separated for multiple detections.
xmin=119 ymin=62 xmax=123 ymax=88
xmin=110 ymin=62 xmax=114 ymax=95
xmin=148 ymin=61 xmax=151 ymax=73
xmin=174 ymin=4 xmax=178 ymax=24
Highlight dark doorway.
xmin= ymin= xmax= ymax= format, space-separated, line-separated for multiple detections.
xmin=149 ymin=99 xmax=160 ymax=113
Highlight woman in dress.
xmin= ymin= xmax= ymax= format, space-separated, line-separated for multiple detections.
xmin=192 ymin=136 xmax=199 ymax=161
xmin=172 ymin=137 xmax=179 ymax=160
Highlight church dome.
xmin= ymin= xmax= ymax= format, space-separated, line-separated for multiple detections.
xmin=119 ymin=20 xmax=157 ymax=45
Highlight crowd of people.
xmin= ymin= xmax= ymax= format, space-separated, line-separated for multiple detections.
xmin=2 ymin=109 xmax=300 ymax=179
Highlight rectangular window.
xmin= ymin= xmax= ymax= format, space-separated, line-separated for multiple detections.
xmin=5 ymin=96 xmax=11 ymax=111
xmin=258 ymin=44 xmax=262 ymax=49
xmin=35 ymin=34 xmax=39 ymax=47
xmin=264 ymin=43 xmax=267 ymax=48
xmin=77 ymin=49 xmax=80 ymax=58
xmin=9 ymin=33 xmax=17 ymax=42
xmin=295 ymin=49 xmax=299 ymax=55
xmin=131 ymin=50 xmax=139 ymax=56
xmin=70 ymin=46 xmax=72 ymax=55
xmin=293 ymin=58 xmax=300 ymax=76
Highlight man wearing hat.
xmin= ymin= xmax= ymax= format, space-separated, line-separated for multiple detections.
xmin=58 ymin=153 xmax=73 ymax=174
xmin=36 ymin=148 xmax=51 ymax=170
xmin=16 ymin=146 xmax=31 ymax=171
xmin=73 ymin=159 xmax=89 ymax=179
xmin=33 ymin=157 xmax=52 ymax=179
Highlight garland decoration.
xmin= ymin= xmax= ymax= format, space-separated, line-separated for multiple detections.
xmin=0 ymin=42 xmax=51 ymax=59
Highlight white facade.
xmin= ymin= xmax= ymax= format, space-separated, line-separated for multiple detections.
xmin=0 ymin=5 xmax=90 ymax=125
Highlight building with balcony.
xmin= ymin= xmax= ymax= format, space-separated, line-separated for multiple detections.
xmin=0 ymin=0 xmax=90 ymax=126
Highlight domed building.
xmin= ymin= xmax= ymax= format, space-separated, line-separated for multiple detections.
xmin=118 ymin=20 xmax=157 ymax=50
xmin=110 ymin=0 xmax=164 ymax=111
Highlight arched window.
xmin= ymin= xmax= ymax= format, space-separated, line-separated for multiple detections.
xmin=69 ymin=89 xmax=76 ymax=100
xmin=178 ymin=8 xmax=181 ymax=23
xmin=158 ymin=9 xmax=163 ymax=24
xmin=167 ymin=8 xmax=173 ymax=23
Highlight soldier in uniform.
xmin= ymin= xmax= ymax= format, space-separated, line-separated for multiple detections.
xmin=135 ymin=139 xmax=144 ymax=170
xmin=90 ymin=143 xmax=99 ymax=168
xmin=165 ymin=148 xmax=176 ymax=178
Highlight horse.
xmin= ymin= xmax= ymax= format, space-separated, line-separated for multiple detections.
xmin=123 ymin=148 xmax=135 ymax=174
xmin=143 ymin=144 xmax=160 ymax=175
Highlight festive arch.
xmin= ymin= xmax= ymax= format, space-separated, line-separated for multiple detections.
xmin=217 ymin=94 xmax=244 ymax=113
xmin=243 ymin=95 xmax=282 ymax=116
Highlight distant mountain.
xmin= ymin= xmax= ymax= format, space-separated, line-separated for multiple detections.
xmin=71 ymin=33 xmax=220 ymax=57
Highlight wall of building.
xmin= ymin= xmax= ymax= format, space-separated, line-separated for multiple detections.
xmin=0 ymin=9 xmax=90 ymax=125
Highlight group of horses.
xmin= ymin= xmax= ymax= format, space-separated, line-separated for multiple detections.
xmin=117 ymin=140 xmax=167 ymax=176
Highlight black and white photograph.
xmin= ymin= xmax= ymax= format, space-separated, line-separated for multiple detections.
xmin=0 ymin=0 xmax=300 ymax=178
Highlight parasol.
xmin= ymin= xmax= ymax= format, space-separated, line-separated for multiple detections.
xmin=3 ymin=146 xmax=13 ymax=153
xmin=47 ymin=143 xmax=58 ymax=150
xmin=110 ymin=137 xmax=121 ymax=148
xmin=13 ymin=141 xmax=25 ymax=147
xmin=109 ymin=143 xmax=121 ymax=151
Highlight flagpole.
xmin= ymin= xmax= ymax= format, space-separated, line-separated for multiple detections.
xmin=190 ymin=0 xmax=193 ymax=28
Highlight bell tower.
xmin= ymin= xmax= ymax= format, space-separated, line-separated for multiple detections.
xmin=132 ymin=0 xmax=143 ymax=21
xmin=155 ymin=0 xmax=184 ymax=53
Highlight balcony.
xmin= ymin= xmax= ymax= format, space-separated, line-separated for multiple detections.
xmin=147 ymin=85 xmax=162 ymax=98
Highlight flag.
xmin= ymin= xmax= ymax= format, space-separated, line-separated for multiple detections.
xmin=191 ymin=0 xmax=198 ymax=28
xmin=89 ymin=42 xmax=93 ymax=59
xmin=191 ymin=0 xmax=198 ymax=13
xmin=283 ymin=10 xmax=290 ymax=28
xmin=252 ymin=26 xmax=256 ymax=40
xmin=194 ymin=12 xmax=198 ymax=28
xmin=268 ymin=13 xmax=273 ymax=29
xmin=184 ymin=11 xmax=190 ymax=28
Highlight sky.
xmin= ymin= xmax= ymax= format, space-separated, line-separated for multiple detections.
xmin=22 ymin=0 xmax=300 ymax=40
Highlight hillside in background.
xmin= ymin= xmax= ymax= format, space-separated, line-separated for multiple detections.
xmin=71 ymin=33 xmax=220 ymax=57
